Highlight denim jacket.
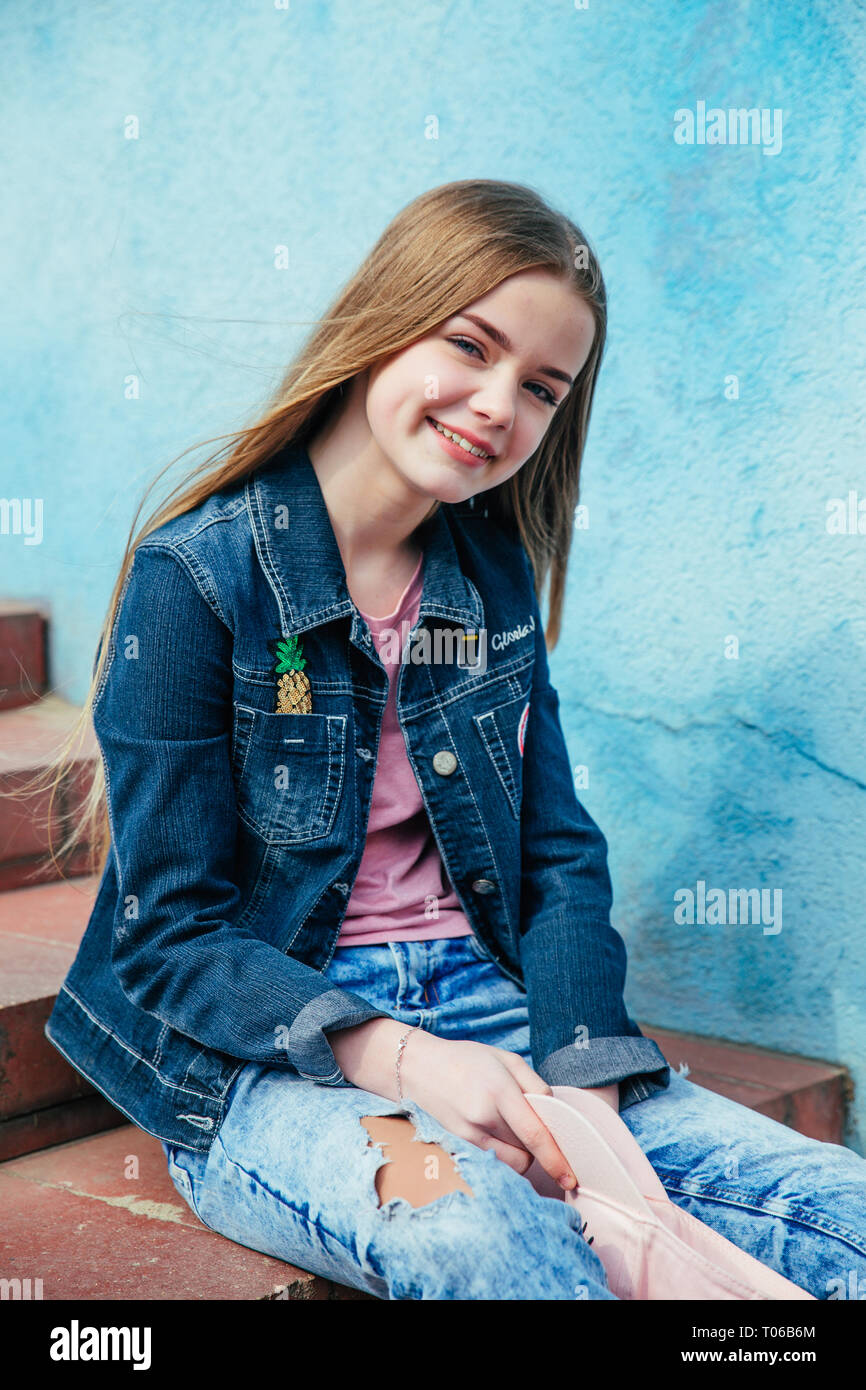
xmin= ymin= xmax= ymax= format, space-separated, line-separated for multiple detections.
xmin=45 ymin=441 xmax=670 ymax=1153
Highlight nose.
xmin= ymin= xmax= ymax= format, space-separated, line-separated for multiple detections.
xmin=468 ymin=375 xmax=516 ymax=436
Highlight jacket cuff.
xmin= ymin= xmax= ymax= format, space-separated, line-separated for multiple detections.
xmin=617 ymin=1072 xmax=672 ymax=1112
xmin=287 ymin=988 xmax=394 ymax=1085
xmin=537 ymin=1035 xmax=671 ymax=1105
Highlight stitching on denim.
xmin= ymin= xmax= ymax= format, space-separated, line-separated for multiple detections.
xmin=173 ymin=539 xmax=229 ymax=626
xmin=475 ymin=711 xmax=519 ymax=818
xmin=247 ymin=479 xmax=294 ymax=627
xmin=397 ymin=653 xmax=534 ymax=723
xmin=466 ymin=931 xmax=489 ymax=960
xmin=404 ymin=659 xmax=515 ymax=949
xmin=45 ymin=1016 xmax=214 ymax=1152
xmin=232 ymin=640 xmax=532 ymax=713
xmin=473 ymin=706 xmax=521 ymax=819
xmin=231 ymin=666 xmax=358 ymax=693
xmin=146 ymin=496 xmax=247 ymax=550
xmin=233 ymin=703 xmax=254 ymax=791
xmin=183 ymin=1050 xmax=212 ymax=1088
xmin=165 ymin=1151 xmax=209 ymax=1226
xmin=92 ymin=560 xmax=136 ymax=714
xmin=317 ymin=873 xmax=362 ymax=971
xmin=324 ymin=714 xmax=348 ymax=833
xmin=94 ymin=543 xmax=230 ymax=718
xmin=56 ymin=983 xmax=226 ymax=1103
xmin=97 ymin=739 xmax=124 ymax=897
xmin=136 ymin=540 xmax=228 ymax=628
xmin=249 ymin=477 xmax=363 ymax=630
xmin=658 ymin=1179 xmax=866 ymax=1257
xmin=153 ymin=1023 xmax=170 ymax=1069
xmin=279 ymin=874 xmax=348 ymax=955
xmin=234 ymin=839 xmax=278 ymax=932
xmin=231 ymin=705 xmax=347 ymax=845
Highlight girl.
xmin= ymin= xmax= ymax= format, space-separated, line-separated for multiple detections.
xmin=40 ymin=180 xmax=866 ymax=1300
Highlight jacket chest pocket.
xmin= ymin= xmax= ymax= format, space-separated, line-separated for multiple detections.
xmin=232 ymin=704 xmax=348 ymax=844
xmin=473 ymin=690 xmax=530 ymax=821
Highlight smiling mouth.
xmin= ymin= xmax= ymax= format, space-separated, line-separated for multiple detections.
xmin=426 ymin=416 xmax=496 ymax=462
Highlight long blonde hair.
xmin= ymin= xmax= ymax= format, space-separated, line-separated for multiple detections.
xmin=16 ymin=178 xmax=607 ymax=883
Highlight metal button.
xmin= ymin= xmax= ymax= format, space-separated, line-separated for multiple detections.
xmin=471 ymin=878 xmax=496 ymax=894
xmin=432 ymin=750 xmax=458 ymax=776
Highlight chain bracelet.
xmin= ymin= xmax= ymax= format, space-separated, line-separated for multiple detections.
xmin=395 ymin=1026 xmax=415 ymax=1104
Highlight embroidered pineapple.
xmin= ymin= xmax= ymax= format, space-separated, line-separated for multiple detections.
xmin=269 ymin=634 xmax=312 ymax=713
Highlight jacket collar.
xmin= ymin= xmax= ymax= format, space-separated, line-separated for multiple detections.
xmin=247 ymin=439 xmax=484 ymax=637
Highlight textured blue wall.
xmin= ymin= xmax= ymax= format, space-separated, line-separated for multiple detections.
xmin=3 ymin=2 xmax=865 ymax=1149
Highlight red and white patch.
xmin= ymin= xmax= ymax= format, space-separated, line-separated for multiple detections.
xmin=517 ymin=701 xmax=530 ymax=757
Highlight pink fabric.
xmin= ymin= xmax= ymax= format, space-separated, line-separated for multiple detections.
xmin=523 ymin=1088 xmax=815 ymax=1301
xmin=336 ymin=552 xmax=474 ymax=947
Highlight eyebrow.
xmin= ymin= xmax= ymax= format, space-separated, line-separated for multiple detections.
xmin=456 ymin=312 xmax=575 ymax=388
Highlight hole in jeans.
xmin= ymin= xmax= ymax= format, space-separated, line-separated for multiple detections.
xmin=360 ymin=1115 xmax=475 ymax=1209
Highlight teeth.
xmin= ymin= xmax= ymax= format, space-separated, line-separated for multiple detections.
xmin=431 ymin=419 xmax=491 ymax=459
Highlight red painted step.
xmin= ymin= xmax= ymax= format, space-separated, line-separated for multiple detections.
xmin=0 ymin=875 xmax=122 ymax=1161
xmin=0 ymin=601 xmax=48 ymax=710
xmin=0 ymin=876 xmax=852 ymax=1159
xmin=0 ymin=694 xmax=98 ymax=890
xmin=0 ymin=1124 xmax=373 ymax=1300
xmin=637 ymin=1023 xmax=849 ymax=1145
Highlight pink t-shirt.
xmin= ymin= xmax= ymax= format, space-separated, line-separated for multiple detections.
xmin=336 ymin=552 xmax=473 ymax=947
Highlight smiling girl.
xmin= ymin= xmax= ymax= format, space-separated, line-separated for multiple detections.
xmin=39 ymin=179 xmax=866 ymax=1300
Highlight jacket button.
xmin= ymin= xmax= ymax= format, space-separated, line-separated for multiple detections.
xmin=471 ymin=878 xmax=496 ymax=894
xmin=432 ymin=750 xmax=458 ymax=775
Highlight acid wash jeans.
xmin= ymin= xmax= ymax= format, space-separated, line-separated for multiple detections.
xmin=161 ymin=935 xmax=866 ymax=1301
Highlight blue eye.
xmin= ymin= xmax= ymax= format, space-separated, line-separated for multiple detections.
xmin=526 ymin=381 xmax=558 ymax=406
xmin=447 ymin=336 xmax=558 ymax=407
xmin=450 ymin=335 xmax=482 ymax=358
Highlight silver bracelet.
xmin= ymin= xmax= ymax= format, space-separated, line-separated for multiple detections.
xmin=395 ymin=1026 xmax=415 ymax=1104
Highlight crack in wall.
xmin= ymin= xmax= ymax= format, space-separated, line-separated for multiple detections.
xmin=570 ymin=699 xmax=866 ymax=791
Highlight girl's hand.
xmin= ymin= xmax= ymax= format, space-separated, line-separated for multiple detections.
xmin=329 ymin=1017 xmax=578 ymax=1188
xmin=396 ymin=1029 xmax=579 ymax=1191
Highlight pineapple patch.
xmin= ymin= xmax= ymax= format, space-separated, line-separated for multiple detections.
xmin=268 ymin=633 xmax=313 ymax=713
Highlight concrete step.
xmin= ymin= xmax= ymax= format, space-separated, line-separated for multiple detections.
xmin=638 ymin=1022 xmax=849 ymax=1144
xmin=0 ymin=872 xmax=851 ymax=1159
xmin=0 ymin=874 xmax=850 ymax=1300
xmin=0 ymin=694 xmax=98 ymax=889
xmin=0 ymin=875 xmax=122 ymax=1161
xmin=0 ymin=601 xmax=48 ymax=711
xmin=0 ymin=1124 xmax=373 ymax=1300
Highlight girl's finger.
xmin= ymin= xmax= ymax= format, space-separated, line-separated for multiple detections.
xmin=468 ymin=1130 xmax=537 ymax=1177
xmin=497 ymin=1087 xmax=579 ymax=1190
xmin=495 ymin=1048 xmax=554 ymax=1096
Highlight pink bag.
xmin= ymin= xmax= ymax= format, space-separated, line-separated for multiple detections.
xmin=523 ymin=1086 xmax=815 ymax=1300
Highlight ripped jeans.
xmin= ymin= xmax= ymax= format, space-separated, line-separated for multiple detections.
xmin=161 ymin=935 xmax=866 ymax=1300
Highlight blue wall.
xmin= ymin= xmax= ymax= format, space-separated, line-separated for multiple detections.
xmin=4 ymin=2 xmax=865 ymax=1150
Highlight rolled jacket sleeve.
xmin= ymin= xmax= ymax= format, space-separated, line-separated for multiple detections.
xmin=95 ymin=543 xmax=392 ymax=1084
xmin=517 ymin=566 xmax=670 ymax=1111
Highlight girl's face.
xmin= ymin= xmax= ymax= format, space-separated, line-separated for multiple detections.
xmin=364 ymin=267 xmax=597 ymax=506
